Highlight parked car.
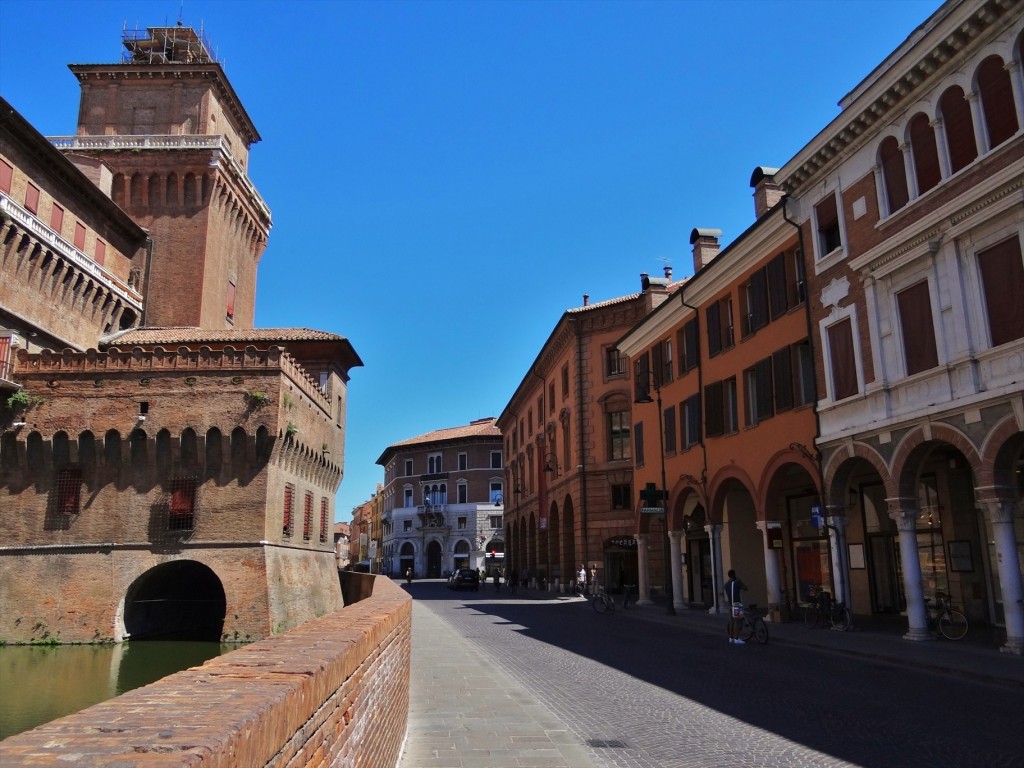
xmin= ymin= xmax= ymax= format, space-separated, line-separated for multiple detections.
xmin=447 ymin=568 xmax=480 ymax=591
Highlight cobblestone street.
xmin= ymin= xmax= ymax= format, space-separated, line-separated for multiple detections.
xmin=401 ymin=581 xmax=1024 ymax=768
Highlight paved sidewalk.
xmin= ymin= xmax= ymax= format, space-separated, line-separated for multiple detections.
xmin=399 ymin=597 xmax=599 ymax=768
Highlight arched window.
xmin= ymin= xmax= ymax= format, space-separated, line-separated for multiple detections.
xmin=79 ymin=431 xmax=96 ymax=476
xmin=148 ymin=174 xmax=161 ymax=208
xmin=166 ymin=173 xmax=179 ymax=207
xmin=940 ymin=86 xmax=978 ymax=174
xmin=130 ymin=429 xmax=148 ymax=468
xmin=909 ymin=114 xmax=941 ymax=194
xmin=104 ymin=429 xmax=121 ymax=468
xmin=879 ymin=136 xmax=909 ymax=214
xmin=27 ymin=432 xmax=44 ymax=479
xmin=976 ymin=56 xmax=1018 ymax=149
xmin=231 ymin=427 xmax=248 ymax=476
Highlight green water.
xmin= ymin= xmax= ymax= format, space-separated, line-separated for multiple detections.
xmin=0 ymin=641 xmax=232 ymax=741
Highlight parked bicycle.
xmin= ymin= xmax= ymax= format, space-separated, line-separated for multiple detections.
xmin=728 ymin=604 xmax=769 ymax=644
xmin=621 ymin=583 xmax=637 ymax=610
xmin=592 ymin=586 xmax=616 ymax=614
xmin=803 ymin=587 xmax=851 ymax=631
xmin=925 ymin=591 xmax=968 ymax=640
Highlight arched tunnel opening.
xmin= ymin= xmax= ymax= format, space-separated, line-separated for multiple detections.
xmin=124 ymin=560 xmax=226 ymax=641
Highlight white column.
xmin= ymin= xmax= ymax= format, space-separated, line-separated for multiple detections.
xmin=757 ymin=521 xmax=783 ymax=622
xmin=931 ymin=118 xmax=951 ymax=180
xmin=669 ymin=530 xmax=686 ymax=612
xmin=708 ymin=524 xmax=724 ymax=614
xmin=1007 ymin=60 xmax=1024 ymax=132
xmin=636 ymin=533 xmax=652 ymax=605
xmin=966 ymin=89 xmax=989 ymax=154
xmin=902 ymin=142 xmax=918 ymax=200
xmin=890 ymin=503 xmax=932 ymax=641
xmin=826 ymin=512 xmax=850 ymax=608
xmin=980 ymin=499 xmax=1024 ymax=655
xmin=679 ymin=531 xmax=692 ymax=605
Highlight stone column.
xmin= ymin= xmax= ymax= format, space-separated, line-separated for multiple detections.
xmin=826 ymin=512 xmax=850 ymax=608
xmin=931 ymin=118 xmax=951 ymax=180
xmin=1007 ymin=60 xmax=1024 ymax=132
xmin=889 ymin=503 xmax=932 ymax=641
xmin=901 ymin=142 xmax=918 ymax=199
xmin=979 ymin=499 xmax=1024 ymax=655
xmin=669 ymin=530 xmax=687 ymax=611
xmin=636 ymin=533 xmax=652 ymax=605
xmin=965 ymin=90 xmax=988 ymax=154
xmin=757 ymin=521 xmax=783 ymax=622
xmin=708 ymin=524 xmax=724 ymax=614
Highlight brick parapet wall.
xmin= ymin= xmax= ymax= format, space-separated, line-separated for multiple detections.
xmin=0 ymin=576 xmax=412 ymax=767
xmin=16 ymin=344 xmax=331 ymax=415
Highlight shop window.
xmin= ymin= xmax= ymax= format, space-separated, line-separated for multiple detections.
xmin=168 ymin=475 xmax=197 ymax=531
xmin=897 ymin=280 xmax=938 ymax=375
xmin=909 ymin=113 xmax=941 ymax=195
xmin=978 ymin=236 xmax=1024 ymax=346
xmin=879 ymin=136 xmax=909 ymax=214
xmin=814 ymin=193 xmax=842 ymax=257
xmin=826 ymin=318 xmax=858 ymax=400
xmin=283 ymin=484 xmax=294 ymax=537
xmin=24 ymin=182 xmax=39 ymax=214
xmin=977 ymin=56 xmax=1018 ymax=150
xmin=788 ymin=493 xmax=830 ymax=605
xmin=940 ymin=86 xmax=978 ymax=174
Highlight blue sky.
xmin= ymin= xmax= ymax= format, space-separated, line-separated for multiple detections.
xmin=1 ymin=0 xmax=941 ymax=521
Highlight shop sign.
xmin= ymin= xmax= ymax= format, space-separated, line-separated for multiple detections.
xmin=605 ymin=536 xmax=637 ymax=549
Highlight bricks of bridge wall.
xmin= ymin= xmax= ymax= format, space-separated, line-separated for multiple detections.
xmin=0 ymin=577 xmax=412 ymax=767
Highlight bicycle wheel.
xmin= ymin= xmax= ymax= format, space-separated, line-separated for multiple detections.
xmin=938 ymin=610 xmax=968 ymax=640
xmin=753 ymin=617 xmax=769 ymax=644
xmin=606 ymin=596 xmax=615 ymax=615
xmin=830 ymin=606 xmax=851 ymax=632
xmin=803 ymin=605 xmax=818 ymax=628
xmin=592 ymin=594 xmax=609 ymax=614
xmin=739 ymin=616 xmax=755 ymax=641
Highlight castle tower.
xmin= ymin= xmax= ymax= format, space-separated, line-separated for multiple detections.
xmin=62 ymin=24 xmax=271 ymax=329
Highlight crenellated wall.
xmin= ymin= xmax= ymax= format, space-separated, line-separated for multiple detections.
xmin=0 ymin=576 xmax=412 ymax=767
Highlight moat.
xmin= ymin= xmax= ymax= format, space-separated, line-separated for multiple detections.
xmin=0 ymin=641 xmax=233 ymax=740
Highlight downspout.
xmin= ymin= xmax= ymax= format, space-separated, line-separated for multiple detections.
xmin=782 ymin=196 xmax=845 ymax=606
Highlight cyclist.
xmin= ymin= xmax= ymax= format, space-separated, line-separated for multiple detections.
xmin=723 ymin=569 xmax=748 ymax=644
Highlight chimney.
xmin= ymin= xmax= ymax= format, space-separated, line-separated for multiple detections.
xmin=663 ymin=264 xmax=673 ymax=282
xmin=583 ymin=294 xmax=589 ymax=307
xmin=690 ymin=228 xmax=722 ymax=273
xmin=750 ymin=166 xmax=784 ymax=218
xmin=640 ymin=271 xmax=671 ymax=312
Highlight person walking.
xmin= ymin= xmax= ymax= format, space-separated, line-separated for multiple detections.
xmin=724 ymin=569 xmax=748 ymax=644
xmin=405 ymin=567 xmax=413 ymax=585
xmin=493 ymin=570 xmax=501 ymax=592
xmin=589 ymin=564 xmax=599 ymax=596
xmin=509 ymin=569 xmax=519 ymax=595
xmin=576 ymin=564 xmax=587 ymax=597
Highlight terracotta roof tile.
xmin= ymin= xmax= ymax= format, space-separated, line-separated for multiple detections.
xmin=104 ymin=327 xmax=350 ymax=346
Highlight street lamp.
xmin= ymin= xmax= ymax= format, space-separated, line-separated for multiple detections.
xmin=635 ymin=373 xmax=676 ymax=615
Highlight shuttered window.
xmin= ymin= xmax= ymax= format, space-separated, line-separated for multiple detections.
xmin=320 ymin=498 xmax=330 ymax=543
xmin=682 ymin=319 xmax=699 ymax=372
xmin=50 ymin=203 xmax=65 ymax=234
xmin=897 ymin=281 xmax=938 ymax=375
xmin=815 ymin=194 xmax=842 ymax=255
xmin=304 ymin=491 xmax=313 ymax=541
xmin=0 ymin=159 xmax=12 ymax=194
xmin=24 ymin=182 xmax=39 ymax=214
xmin=909 ymin=114 xmax=941 ymax=194
xmin=94 ymin=239 xmax=106 ymax=266
xmin=940 ymin=86 xmax=978 ymax=174
xmin=706 ymin=301 xmax=722 ymax=357
xmin=827 ymin=319 xmax=858 ymax=401
xmin=767 ymin=253 xmax=789 ymax=319
xmin=978 ymin=237 xmax=1024 ymax=347
xmin=682 ymin=394 xmax=701 ymax=448
xmin=74 ymin=221 xmax=86 ymax=250
xmin=283 ymin=484 xmax=295 ymax=537
xmin=773 ymin=345 xmax=794 ymax=413
xmin=880 ymin=136 xmax=909 ymax=214
xmin=663 ymin=405 xmax=676 ymax=454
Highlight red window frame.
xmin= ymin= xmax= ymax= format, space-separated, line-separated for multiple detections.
xmin=320 ymin=498 xmax=329 ymax=543
xmin=283 ymin=484 xmax=295 ymax=537
xmin=303 ymin=491 xmax=313 ymax=540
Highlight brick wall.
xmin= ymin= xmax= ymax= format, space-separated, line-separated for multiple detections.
xmin=0 ymin=576 xmax=412 ymax=767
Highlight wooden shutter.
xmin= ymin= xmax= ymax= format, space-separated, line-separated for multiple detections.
xmin=978 ymin=56 xmax=1018 ymax=149
xmin=909 ymin=114 xmax=941 ymax=194
xmin=978 ymin=237 xmax=1024 ymax=346
xmin=24 ymin=183 xmax=39 ymax=214
xmin=897 ymin=281 xmax=938 ymax=375
xmin=706 ymin=302 xmax=721 ymax=357
xmin=750 ymin=268 xmax=768 ymax=331
xmin=94 ymin=239 xmax=106 ymax=266
xmin=773 ymin=346 xmax=794 ymax=412
xmin=767 ymin=253 xmax=788 ymax=319
xmin=50 ymin=204 xmax=65 ymax=234
xmin=0 ymin=159 xmax=12 ymax=194
xmin=827 ymin=319 xmax=858 ymax=400
xmin=704 ymin=381 xmax=724 ymax=437
xmin=74 ymin=222 xmax=86 ymax=250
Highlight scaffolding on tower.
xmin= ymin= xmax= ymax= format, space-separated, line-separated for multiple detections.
xmin=121 ymin=22 xmax=218 ymax=65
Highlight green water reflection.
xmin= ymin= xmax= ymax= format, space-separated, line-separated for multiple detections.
xmin=0 ymin=641 xmax=232 ymax=740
